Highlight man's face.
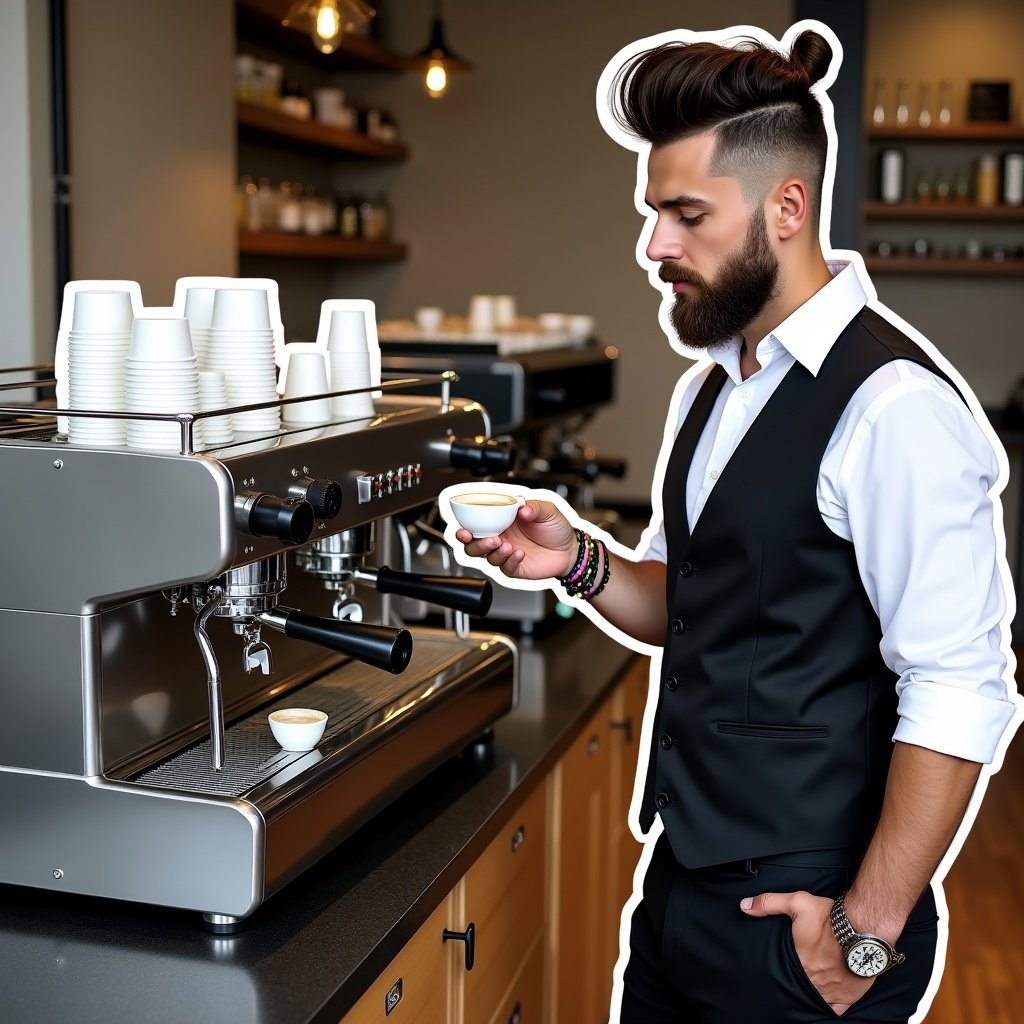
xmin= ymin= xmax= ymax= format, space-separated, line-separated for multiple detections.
xmin=644 ymin=134 xmax=779 ymax=350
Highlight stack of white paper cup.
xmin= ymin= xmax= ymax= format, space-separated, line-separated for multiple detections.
xmin=66 ymin=290 xmax=133 ymax=446
xmin=326 ymin=310 xmax=375 ymax=419
xmin=125 ymin=318 xmax=201 ymax=451
xmin=198 ymin=370 xmax=234 ymax=447
xmin=205 ymin=288 xmax=281 ymax=434
xmin=468 ymin=295 xmax=496 ymax=335
xmin=183 ymin=287 xmax=216 ymax=368
xmin=281 ymin=345 xmax=331 ymax=425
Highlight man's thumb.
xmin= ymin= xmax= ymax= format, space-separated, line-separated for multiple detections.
xmin=740 ymin=892 xmax=793 ymax=918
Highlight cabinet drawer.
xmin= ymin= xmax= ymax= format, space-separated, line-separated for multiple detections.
xmin=487 ymin=934 xmax=544 ymax=1024
xmin=461 ymin=782 xmax=547 ymax=1021
xmin=342 ymin=896 xmax=451 ymax=1024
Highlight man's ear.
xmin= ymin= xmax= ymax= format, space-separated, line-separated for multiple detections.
xmin=772 ymin=178 xmax=811 ymax=240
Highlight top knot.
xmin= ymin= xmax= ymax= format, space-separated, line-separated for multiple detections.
xmin=789 ymin=30 xmax=832 ymax=87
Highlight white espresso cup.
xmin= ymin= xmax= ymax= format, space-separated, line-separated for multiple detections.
xmin=268 ymin=708 xmax=328 ymax=751
xmin=448 ymin=492 xmax=526 ymax=538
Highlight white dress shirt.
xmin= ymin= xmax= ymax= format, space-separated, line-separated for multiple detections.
xmin=641 ymin=261 xmax=1018 ymax=764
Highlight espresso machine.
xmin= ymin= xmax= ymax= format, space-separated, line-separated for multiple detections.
xmin=380 ymin=340 xmax=626 ymax=630
xmin=0 ymin=371 xmax=517 ymax=930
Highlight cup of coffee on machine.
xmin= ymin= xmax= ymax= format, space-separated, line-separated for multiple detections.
xmin=446 ymin=491 xmax=526 ymax=538
xmin=268 ymin=708 xmax=328 ymax=751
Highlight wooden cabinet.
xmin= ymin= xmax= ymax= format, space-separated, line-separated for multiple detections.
xmin=606 ymin=658 xmax=649 ymax=980
xmin=458 ymin=782 xmax=548 ymax=1024
xmin=340 ymin=655 xmax=650 ymax=1024
xmin=547 ymin=690 xmax=614 ymax=1024
xmin=342 ymin=894 xmax=454 ymax=1024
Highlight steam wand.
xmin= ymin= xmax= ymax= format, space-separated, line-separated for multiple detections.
xmin=194 ymin=586 xmax=227 ymax=771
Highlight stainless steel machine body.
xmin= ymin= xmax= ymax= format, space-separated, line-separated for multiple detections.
xmin=0 ymin=378 xmax=517 ymax=926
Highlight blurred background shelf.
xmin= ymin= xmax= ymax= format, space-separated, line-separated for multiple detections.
xmin=238 ymin=230 xmax=408 ymax=260
xmin=237 ymin=101 xmax=408 ymax=159
xmin=864 ymin=256 xmax=1024 ymax=276
xmin=863 ymin=201 xmax=1024 ymax=220
xmin=867 ymin=124 xmax=1024 ymax=142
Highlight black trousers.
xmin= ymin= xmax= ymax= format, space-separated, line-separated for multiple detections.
xmin=619 ymin=834 xmax=939 ymax=1023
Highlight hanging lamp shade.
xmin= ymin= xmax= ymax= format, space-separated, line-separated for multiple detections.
xmin=282 ymin=0 xmax=375 ymax=55
xmin=409 ymin=12 xmax=474 ymax=74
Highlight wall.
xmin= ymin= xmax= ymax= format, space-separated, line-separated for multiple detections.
xmin=0 ymin=0 xmax=55 ymax=369
xmin=65 ymin=0 xmax=237 ymax=307
xmin=330 ymin=0 xmax=794 ymax=503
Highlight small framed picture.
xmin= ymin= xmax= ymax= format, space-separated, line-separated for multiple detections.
xmin=968 ymin=81 xmax=1011 ymax=122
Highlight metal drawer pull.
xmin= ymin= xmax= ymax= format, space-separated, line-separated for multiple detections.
xmin=443 ymin=922 xmax=476 ymax=971
xmin=509 ymin=1001 xmax=522 ymax=1024
xmin=611 ymin=717 xmax=633 ymax=744
xmin=511 ymin=824 xmax=525 ymax=853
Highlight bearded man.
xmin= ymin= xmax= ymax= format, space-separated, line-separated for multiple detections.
xmin=452 ymin=23 xmax=1018 ymax=1024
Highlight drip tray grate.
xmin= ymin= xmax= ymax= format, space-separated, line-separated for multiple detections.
xmin=132 ymin=635 xmax=485 ymax=798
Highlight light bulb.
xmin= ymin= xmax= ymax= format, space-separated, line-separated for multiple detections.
xmin=426 ymin=61 xmax=448 ymax=98
xmin=313 ymin=0 xmax=342 ymax=53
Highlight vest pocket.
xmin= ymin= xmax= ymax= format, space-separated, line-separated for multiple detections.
xmin=716 ymin=722 xmax=830 ymax=739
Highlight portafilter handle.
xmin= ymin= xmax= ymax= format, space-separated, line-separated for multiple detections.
xmin=259 ymin=606 xmax=413 ymax=675
xmin=358 ymin=565 xmax=493 ymax=616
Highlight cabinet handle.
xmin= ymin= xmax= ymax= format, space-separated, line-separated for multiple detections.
xmin=443 ymin=922 xmax=476 ymax=971
xmin=511 ymin=824 xmax=525 ymax=853
xmin=508 ymin=1001 xmax=522 ymax=1024
xmin=611 ymin=717 xmax=633 ymax=744
xmin=587 ymin=735 xmax=599 ymax=756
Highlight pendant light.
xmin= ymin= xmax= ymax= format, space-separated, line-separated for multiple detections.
xmin=410 ymin=0 xmax=473 ymax=98
xmin=282 ymin=0 xmax=375 ymax=55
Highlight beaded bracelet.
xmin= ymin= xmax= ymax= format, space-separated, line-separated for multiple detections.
xmin=584 ymin=539 xmax=612 ymax=600
xmin=565 ymin=536 xmax=600 ymax=599
xmin=559 ymin=528 xmax=586 ymax=584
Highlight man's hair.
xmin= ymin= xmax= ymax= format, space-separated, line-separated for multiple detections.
xmin=613 ymin=30 xmax=833 ymax=222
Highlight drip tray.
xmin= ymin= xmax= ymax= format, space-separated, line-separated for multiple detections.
xmin=131 ymin=632 xmax=516 ymax=800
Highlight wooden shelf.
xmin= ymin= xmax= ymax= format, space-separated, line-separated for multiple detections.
xmin=863 ymin=201 xmax=1024 ymax=221
xmin=867 ymin=124 xmax=1024 ymax=142
xmin=236 ymin=0 xmax=407 ymax=71
xmin=864 ymin=256 xmax=1024 ymax=276
xmin=238 ymin=230 xmax=407 ymax=260
xmin=237 ymin=102 xmax=407 ymax=160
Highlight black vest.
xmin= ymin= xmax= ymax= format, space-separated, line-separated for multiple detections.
xmin=640 ymin=307 xmax=957 ymax=868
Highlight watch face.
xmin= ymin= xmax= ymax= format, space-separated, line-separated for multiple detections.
xmin=846 ymin=939 xmax=890 ymax=977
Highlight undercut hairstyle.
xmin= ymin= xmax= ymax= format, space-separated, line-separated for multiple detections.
xmin=613 ymin=30 xmax=833 ymax=223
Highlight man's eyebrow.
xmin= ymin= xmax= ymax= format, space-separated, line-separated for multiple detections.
xmin=643 ymin=195 xmax=714 ymax=212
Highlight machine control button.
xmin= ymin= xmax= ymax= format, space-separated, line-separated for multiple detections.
xmin=357 ymin=475 xmax=373 ymax=503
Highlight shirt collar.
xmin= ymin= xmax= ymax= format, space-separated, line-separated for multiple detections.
xmin=711 ymin=261 xmax=869 ymax=383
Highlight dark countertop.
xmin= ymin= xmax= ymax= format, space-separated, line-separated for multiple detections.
xmin=0 ymin=613 xmax=640 ymax=1024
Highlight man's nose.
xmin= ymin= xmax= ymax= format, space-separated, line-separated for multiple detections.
xmin=646 ymin=219 xmax=684 ymax=263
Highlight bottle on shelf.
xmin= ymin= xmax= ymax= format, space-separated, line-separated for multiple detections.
xmin=917 ymin=81 xmax=932 ymax=129
xmin=1003 ymin=154 xmax=1024 ymax=207
xmin=953 ymin=171 xmax=971 ymax=205
xmin=339 ymin=190 xmax=360 ymax=240
xmin=277 ymin=181 xmax=303 ymax=233
xmin=914 ymin=170 xmax=932 ymax=204
xmin=879 ymin=148 xmax=905 ymax=204
xmin=359 ymin=195 xmax=382 ymax=240
xmin=933 ymin=170 xmax=951 ymax=204
xmin=871 ymin=78 xmax=886 ymax=127
xmin=937 ymin=80 xmax=953 ymax=127
xmin=976 ymin=154 xmax=999 ymax=207
xmin=895 ymin=79 xmax=910 ymax=127
xmin=237 ymin=175 xmax=253 ymax=229
xmin=279 ymin=80 xmax=312 ymax=120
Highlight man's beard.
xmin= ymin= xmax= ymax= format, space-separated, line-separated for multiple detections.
xmin=661 ymin=213 xmax=780 ymax=350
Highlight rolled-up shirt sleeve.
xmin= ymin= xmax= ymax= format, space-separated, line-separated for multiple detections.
xmin=839 ymin=377 xmax=1018 ymax=763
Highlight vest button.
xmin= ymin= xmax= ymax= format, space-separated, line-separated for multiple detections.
xmin=665 ymin=675 xmax=679 ymax=691
xmin=656 ymin=791 xmax=671 ymax=809
xmin=670 ymin=619 xmax=684 ymax=634
xmin=679 ymin=561 xmax=693 ymax=577
xmin=659 ymin=733 xmax=674 ymax=750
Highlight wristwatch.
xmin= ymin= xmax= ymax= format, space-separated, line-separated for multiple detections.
xmin=829 ymin=892 xmax=906 ymax=977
